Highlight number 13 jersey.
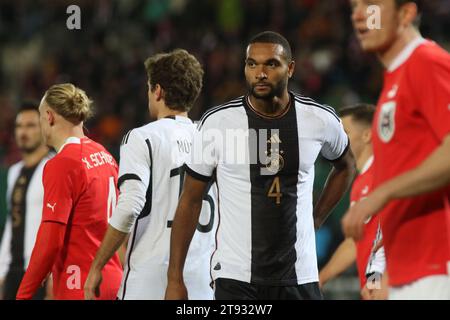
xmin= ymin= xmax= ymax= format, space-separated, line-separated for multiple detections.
xmin=110 ymin=116 xmax=216 ymax=300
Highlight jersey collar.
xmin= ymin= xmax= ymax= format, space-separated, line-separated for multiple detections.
xmin=360 ymin=155 xmax=374 ymax=175
xmin=387 ymin=36 xmax=426 ymax=73
xmin=164 ymin=115 xmax=192 ymax=124
xmin=58 ymin=137 xmax=81 ymax=153
xmin=244 ymin=93 xmax=292 ymax=119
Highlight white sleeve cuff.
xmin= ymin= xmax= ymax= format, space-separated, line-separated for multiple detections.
xmin=109 ymin=179 xmax=146 ymax=233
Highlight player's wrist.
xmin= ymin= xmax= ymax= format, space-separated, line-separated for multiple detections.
xmin=371 ymin=186 xmax=391 ymax=211
xmin=89 ymin=260 xmax=104 ymax=272
xmin=167 ymin=269 xmax=184 ymax=283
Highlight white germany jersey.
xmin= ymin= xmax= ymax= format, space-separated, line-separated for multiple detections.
xmin=187 ymin=92 xmax=349 ymax=286
xmin=110 ymin=116 xmax=216 ymax=300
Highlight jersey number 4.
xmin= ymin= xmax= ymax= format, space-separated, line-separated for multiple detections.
xmin=268 ymin=176 xmax=282 ymax=204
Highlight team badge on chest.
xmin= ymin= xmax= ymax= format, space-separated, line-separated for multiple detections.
xmin=378 ymin=101 xmax=396 ymax=143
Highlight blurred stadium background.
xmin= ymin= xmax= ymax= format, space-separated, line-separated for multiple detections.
xmin=0 ymin=0 xmax=449 ymax=299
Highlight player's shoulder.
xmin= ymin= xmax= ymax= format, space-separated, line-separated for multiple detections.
xmin=291 ymin=92 xmax=340 ymax=124
xmin=45 ymin=152 xmax=81 ymax=174
xmin=198 ymin=96 xmax=245 ymax=129
xmin=7 ymin=161 xmax=24 ymax=181
xmin=48 ymin=138 xmax=89 ymax=168
xmin=410 ymin=40 xmax=450 ymax=68
xmin=120 ymin=122 xmax=162 ymax=150
xmin=121 ymin=123 xmax=150 ymax=146
xmin=8 ymin=160 xmax=24 ymax=173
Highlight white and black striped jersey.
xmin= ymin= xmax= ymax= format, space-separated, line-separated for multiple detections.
xmin=186 ymin=92 xmax=349 ymax=286
xmin=0 ymin=153 xmax=53 ymax=280
xmin=109 ymin=115 xmax=216 ymax=300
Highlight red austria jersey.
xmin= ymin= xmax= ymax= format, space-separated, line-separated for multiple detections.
xmin=42 ymin=137 xmax=123 ymax=299
xmin=373 ymin=38 xmax=450 ymax=286
xmin=350 ymin=158 xmax=378 ymax=289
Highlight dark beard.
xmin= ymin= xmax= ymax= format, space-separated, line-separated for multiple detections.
xmin=19 ymin=142 xmax=41 ymax=154
xmin=247 ymin=77 xmax=287 ymax=101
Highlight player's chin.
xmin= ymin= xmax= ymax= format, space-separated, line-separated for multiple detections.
xmin=358 ymin=40 xmax=384 ymax=53
xmin=251 ymin=88 xmax=274 ymax=100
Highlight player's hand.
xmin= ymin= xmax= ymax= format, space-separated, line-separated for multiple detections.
xmin=318 ymin=272 xmax=327 ymax=290
xmin=342 ymin=189 xmax=388 ymax=240
xmin=360 ymin=285 xmax=371 ymax=300
xmin=0 ymin=277 xmax=4 ymax=300
xmin=84 ymin=268 xmax=102 ymax=300
xmin=165 ymin=280 xmax=188 ymax=300
xmin=44 ymin=276 xmax=53 ymax=300
xmin=370 ymin=273 xmax=389 ymax=300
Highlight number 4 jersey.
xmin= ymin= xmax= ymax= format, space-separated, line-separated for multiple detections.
xmin=187 ymin=92 xmax=349 ymax=286
xmin=109 ymin=116 xmax=216 ymax=300
xmin=42 ymin=137 xmax=123 ymax=299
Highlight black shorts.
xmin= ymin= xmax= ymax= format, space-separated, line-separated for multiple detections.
xmin=214 ymin=278 xmax=323 ymax=300
xmin=3 ymin=268 xmax=46 ymax=300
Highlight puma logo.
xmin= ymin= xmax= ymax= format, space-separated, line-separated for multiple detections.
xmin=47 ymin=202 xmax=56 ymax=212
xmin=387 ymin=84 xmax=398 ymax=99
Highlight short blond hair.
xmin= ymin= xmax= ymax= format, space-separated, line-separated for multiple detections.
xmin=44 ymin=83 xmax=93 ymax=124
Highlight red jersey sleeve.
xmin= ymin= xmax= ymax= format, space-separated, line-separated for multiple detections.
xmin=409 ymin=44 xmax=450 ymax=141
xmin=42 ymin=158 xmax=84 ymax=224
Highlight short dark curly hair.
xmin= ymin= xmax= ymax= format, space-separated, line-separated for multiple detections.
xmin=144 ymin=49 xmax=204 ymax=112
xmin=248 ymin=31 xmax=292 ymax=62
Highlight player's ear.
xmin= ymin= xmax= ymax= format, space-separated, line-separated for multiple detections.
xmin=47 ymin=108 xmax=56 ymax=127
xmin=288 ymin=60 xmax=295 ymax=78
xmin=398 ymin=2 xmax=418 ymax=27
xmin=363 ymin=127 xmax=372 ymax=144
xmin=155 ymin=84 xmax=164 ymax=102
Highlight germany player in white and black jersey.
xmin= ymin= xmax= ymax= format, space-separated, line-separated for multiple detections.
xmin=0 ymin=102 xmax=53 ymax=299
xmin=84 ymin=49 xmax=216 ymax=300
xmin=166 ymin=31 xmax=357 ymax=300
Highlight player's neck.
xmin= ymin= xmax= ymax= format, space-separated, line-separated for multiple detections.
xmin=356 ymin=146 xmax=373 ymax=173
xmin=377 ymin=27 xmax=421 ymax=70
xmin=248 ymin=91 xmax=290 ymax=117
xmin=52 ymin=124 xmax=85 ymax=152
xmin=22 ymin=144 xmax=49 ymax=168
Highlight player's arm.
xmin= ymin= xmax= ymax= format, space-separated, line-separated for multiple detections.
xmin=343 ymin=135 xmax=450 ymax=239
xmin=85 ymin=130 xmax=149 ymax=299
xmin=166 ymin=173 xmax=209 ymax=300
xmin=84 ymin=225 xmax=128 ymax=300
xmin=0 ymin=170 xmax=13 ymax=293
xmin=45 ymin=275 xmax=53 ymax=300
xmin=85 ymin=178 xmax=145 ymax=289
xmin=343 ymin=53 xmax=450 ymax=240
xmin=118 ymin=235 xmax=129 ymax=267
xmin=0 ymin=214 xmax=12 ymax=287
xmin=319 ymin=237 xmax=356 ymax=287
xmin=313 ymin=148 xmax=357 ymax=229
xmin=17 ymin=159 xmax=75 ymax=300
xmin=372 ymin=133 xmax=450 ymax=201
xmin=16 ymin=221 xmax=65 ymax=299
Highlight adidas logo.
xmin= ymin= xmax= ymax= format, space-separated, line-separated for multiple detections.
xmin=268 ymin=133 xmax=281 ymax=144
xmin=213 ymin=263 xmax=221 ymax=271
